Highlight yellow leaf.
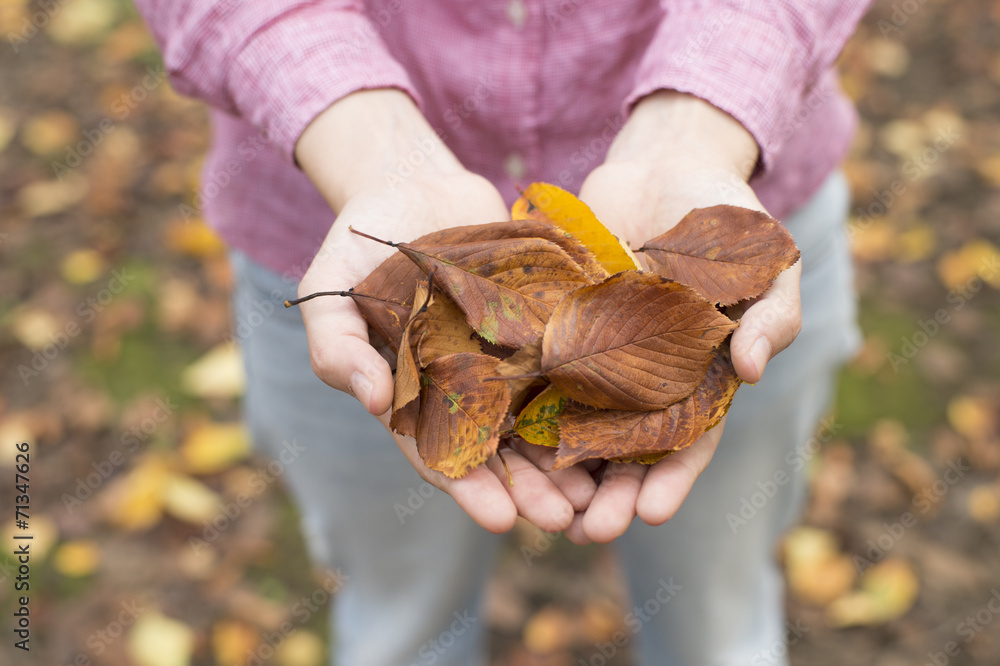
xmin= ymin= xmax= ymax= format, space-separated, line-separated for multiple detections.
xmin=878 ymin=119 xmax=926 ymax=159
xmin=181 ymin=343 xmax=245 ymax=400
xmin=53 ymin=539 xmax=100 ymax=577
xmin=782 ymin=527 xmax=856 ymax=606
xmin=867 ymin=40 xmax=910 ymax=78
xmin=61 ymin=249 xmax=106 ymax=285
xmin=936 ymin=240 xmax=1000 ymax=291
xmin=895 ymin=225 xmax=936 ymax=263
xmin=276 ymin=631 xmax=326 ymax=666
xmin=162 ymin=473 xmax=221 ymax=524
xmin=101 ymin=454 xmax=171 ymax=531
xmin=0 ymin=1 xmax=28 ymax=34
xmin=127 ymin=612 xmax=195 ymax=666
xmin=3 ymin=514 xmax=58 ymax=560
xmin=211 ymin=621 xmax=259 ymax=666
xmin=8 ymin=307 xmax=61 ymax=350
xmin=165 ymin=218 xmax=227 ymax=258
xmin=523 ymin=605 xmax=575 ymax=654
xmin=180 ymin=422 xmax=250 ymax=475
xmin=0 ymin=418 xmax=34 ymax=467
xmin=827 ymin=559 xmax=919 ymax=627
xmin=976 ymin=155 xmax=1000 ymax=187
xmin=513 ymin=385 xmax=567 ymax=447
xmin=947 ymin=395 xmax=994 ymax=441
xmin=18 ymin=173 xmax=89 ymax=218
xmin=100 ymin=21 xmax=155 ymax=64
xmin=967 ymin=485 xmax=1000 ymax=524
xmin=20 ymin=109 xmax=79 ymax=156
xmin=511 ymin=182 xmax=640 ymax=273
xmin=848 ymin=219 xmax=896 ymax=262
xmin=47 ymin=0 xmax=118 ymax=46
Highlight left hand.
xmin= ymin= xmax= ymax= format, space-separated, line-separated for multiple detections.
xmin=567 ymin=91 xmax=802 ymax=544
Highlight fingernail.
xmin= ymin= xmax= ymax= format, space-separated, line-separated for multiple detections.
xmin=750 ymin=337 xmax=771 ymax=377
xmin=349 ymin=371 xmax=373 ymax=410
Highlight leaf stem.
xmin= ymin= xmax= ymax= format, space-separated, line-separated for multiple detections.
xmin=350 ymin=226 xmax=398 ymax=247
xmin=284 ymin=291 xmax=353 ymax=307
xmin=284 ymin=289 xmax=399 ymax=308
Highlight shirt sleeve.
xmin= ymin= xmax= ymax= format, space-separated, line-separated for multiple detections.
xmin=627 ymin=0 xmax=872 ymax=172
xmin=132 ymin=0 xmax=420 ymax=163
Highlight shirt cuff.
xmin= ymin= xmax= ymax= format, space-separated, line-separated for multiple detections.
xmin=626 ymin=10 xmax=807 ymax=174
xmin=227 ymin=3 xmax=420 ymax=164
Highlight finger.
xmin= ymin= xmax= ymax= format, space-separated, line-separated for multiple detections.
xmin=299 ymin=295 xmax=395 ymax=415
xmin=485 ymin=449 xmax=575 ymax=533
xmin=564 ymin=512 xmax=591 ymax=546
xmin=380 ymin=418 xmax=519 ymax=534
xmin=444 ymin=465 xmax=520 ymax=534
xmin=508 ymin=439 xmax=598 ymax=513
xmin=731 ymin=261 xmax=802 ymax=384
xmin=635 ymin=417 xmax=726 ymax=525
xmin=581 ymin=462 xmax=646 ymax=543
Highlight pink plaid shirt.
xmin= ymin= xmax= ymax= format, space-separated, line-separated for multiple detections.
xmin=136 ymin=0 xmax=871 ymax=278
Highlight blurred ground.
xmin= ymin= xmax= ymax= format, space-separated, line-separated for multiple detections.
xmin=1 ymin=1 xmax=1000 ymax=665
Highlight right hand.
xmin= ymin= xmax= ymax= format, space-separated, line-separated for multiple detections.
xmin=295 ymin=90 xmax=597 ymax=536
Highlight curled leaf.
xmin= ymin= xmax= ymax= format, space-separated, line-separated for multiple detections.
xmin=639 ymin=205 xmax=800 ymax=306
xmin=554 ymin=349 xmax=741 ymax=468
xmin=351 ymin=254 xmax=421 ymax=352
xmin=417 ymin=352 xmax=512 ymax=478
xmin=541 ymin=272 xmax=736 ymax=411
xmin=512 ymin=182 xmax=640 ymax=274
xmin=393 ymin=235 xmax=592 ymax=348
xmin=389 ymin=285 xmax=431 ymax=437
xmin=412 ymin=289 xmax=482 ymax=365
xmin=494 ymin=338 xmax=545 ymax=410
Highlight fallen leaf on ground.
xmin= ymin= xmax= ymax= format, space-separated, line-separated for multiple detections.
xmin=826 ymin=559 xmax=919 ymax=627
xmin=127 ymin=612 xmax=196 ymax=666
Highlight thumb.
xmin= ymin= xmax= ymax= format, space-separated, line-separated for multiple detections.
xmin=730 ymin=261 xmax=802 ymax=385
xmin=297 ymin=290 xmax=395 ymax=416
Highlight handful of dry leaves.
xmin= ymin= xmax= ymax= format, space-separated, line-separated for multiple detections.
xmin=288 ymin=183 xmax=799 ymax=478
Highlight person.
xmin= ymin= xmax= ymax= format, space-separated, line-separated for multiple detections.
xmin=135 ymin=1 xmax=871 ymax=664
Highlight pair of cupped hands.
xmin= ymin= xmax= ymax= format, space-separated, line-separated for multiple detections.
xmin=294 ymin=89 xmax=802 ymax=544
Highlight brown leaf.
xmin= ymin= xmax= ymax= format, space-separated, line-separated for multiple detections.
xmin=351 ymin=254 xmax=420 ymax=353
xmin=541 ymin=271 xmax=736 ymax=410
xmin=417 ymin=352 xmax=512 ymax=478
xmin=389 ymin=286 xmax=428 ymax=436
xmin=554 ymin=349 xmax=741 ymax=468
xmin=389 ymin=398 xmax=420 ymax=438
xmin=639 ymin=205 xmax=800 ymax=306
xmin=412 ymin=289 xmax=482 ymax=366
xmin=352 ymin=219 xmax=605 ymax=349
xmin=495 ymin=338 xmax=545 ymax=411
xmin=396 ymin=236 xmax=592 ymax=348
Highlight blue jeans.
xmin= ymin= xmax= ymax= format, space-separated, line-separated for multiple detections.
xmin=231 ymin=171 xmax=860 ymax=666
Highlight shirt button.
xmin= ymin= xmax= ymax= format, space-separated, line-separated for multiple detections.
xmin=504 ymin=152 xmax=526 ymax=181
xmin=506 ymin=0 xmax=527 ymax=28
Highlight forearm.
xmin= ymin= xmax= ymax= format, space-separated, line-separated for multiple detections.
xmin=294 ymin=89 xmax=466 ymax=213
xmin=607 ymin=91 xmax=759 ymax=180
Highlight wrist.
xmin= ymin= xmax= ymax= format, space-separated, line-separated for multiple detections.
xmin=295 ymin=88 xmax=465 ymax=212
xmin=607 ymin=91 xmax=759 ymax=181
